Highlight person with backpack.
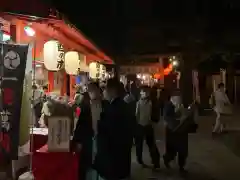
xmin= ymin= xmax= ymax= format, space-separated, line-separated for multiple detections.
xmin=135 ymin=86 xmax=160 ymax=170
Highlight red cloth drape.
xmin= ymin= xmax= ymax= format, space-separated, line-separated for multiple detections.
xmin=33 ymin=145 xmax=79 ymax=180
xmin=0 ymin=133 xmax=10 ymax=161
xmin=48 ymin=71 xmax=54 ymax=92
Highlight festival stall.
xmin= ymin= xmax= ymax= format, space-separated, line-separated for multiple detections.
xmin=0 ymin=10 xmax=113 ymax=180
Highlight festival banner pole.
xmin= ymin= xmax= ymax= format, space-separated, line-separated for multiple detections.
xmin=0 ymin=42 xmax=28 ymax=178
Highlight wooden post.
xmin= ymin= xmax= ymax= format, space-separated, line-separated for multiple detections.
xmin=180 ymin=54 xmax=193 ymax=107
xmin=226 ymin=66 xmax=235 ymax=103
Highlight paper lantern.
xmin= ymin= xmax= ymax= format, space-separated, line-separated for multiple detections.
xmin=65 ymin=51 xmax=80 ymax=75
xmin=43 ymin=40 xmax=65 ymax=71
xmin=89 ymin=62 xmax=100 ymax=79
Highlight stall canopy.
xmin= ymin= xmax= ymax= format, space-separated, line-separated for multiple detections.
xmin=1 ymin=0 xmax=113 ymax=64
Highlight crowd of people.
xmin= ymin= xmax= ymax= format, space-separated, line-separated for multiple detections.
xmin=72 ymin=78 xmax=196 ymax=180
xmin=30 ymin=78 xmax=233 ymax=180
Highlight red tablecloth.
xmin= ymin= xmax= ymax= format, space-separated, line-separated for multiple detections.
xmin=0 ymin=133 xmax=10 ymax=161
xmin=33 ymin=145 xmax=79 ymax=180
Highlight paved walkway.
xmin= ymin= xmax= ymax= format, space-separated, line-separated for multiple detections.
xmin=130 ymin=113 xmax=240 ymax=180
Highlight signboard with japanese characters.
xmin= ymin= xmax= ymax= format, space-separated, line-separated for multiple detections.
xmin=48 ymin=116 xmax=71 ymax=152
xmin=89 ymin=62 xmax=101 ymax=79
xmin=100 ymin=64 xmax=106 ymax=79
xmin=56 ymin=42 xmax=64 ymax=70
xmin=43 ymin=40 xmax=65 ymax=71
xmin=0 ymin=43 xmax=28 ymax=159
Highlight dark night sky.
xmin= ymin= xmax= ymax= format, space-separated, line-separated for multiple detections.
xmin=50 ymin=0 xmax=240 ymax=60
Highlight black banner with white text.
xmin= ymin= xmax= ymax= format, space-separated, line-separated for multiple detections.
xmin=0 ymin=43 xmax=28 ymax=159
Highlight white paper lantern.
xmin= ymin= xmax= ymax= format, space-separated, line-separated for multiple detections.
xmin=89 ymin=62 xmax=100 ymax=79
xmin=43 ymin=40 xmax=65 ymax=71
xmin=65 ymin=51 xmax=80 ymax=75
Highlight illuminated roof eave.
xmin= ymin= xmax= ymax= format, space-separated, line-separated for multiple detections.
xmin=1 ymin=12 xmax=114 ymax=64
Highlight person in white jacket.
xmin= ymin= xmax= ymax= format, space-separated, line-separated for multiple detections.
xmin=212 ymin=83 xmax=231 ymax=133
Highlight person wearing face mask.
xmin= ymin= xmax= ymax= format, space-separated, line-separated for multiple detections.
xmin=93 ymin=78 xmax=134 ymax=180
xmin=163 ymin=91 xmax=188 ymax=175
xmin=135 ymin=86 xmax=160 ymax=170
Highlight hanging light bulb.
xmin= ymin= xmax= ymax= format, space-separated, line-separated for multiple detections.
xmin=24 ymin=25 xmax=35 ymax=37
xmin=172 ymin=60 xmax=179 ymax=67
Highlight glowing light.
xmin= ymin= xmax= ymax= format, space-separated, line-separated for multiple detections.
xmin=2 ymin=33 xmax=10 ymax=41
xmin=142 ymin=75 xmax=146 ymax=80
xmin=137 ymin=74 xmax=141 ymax=79
xmin=35 ymin=64 xmax=42 ymax=68
xmin=24 ymin=26 xmax=35 ymax=37
xmin=172 ymin=60 xmax=178 ymax=66
xmin=154 ymin=74 xmax=161 ymax=79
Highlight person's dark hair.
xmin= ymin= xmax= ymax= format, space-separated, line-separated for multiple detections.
xmin=88 ymin=82 xmax=99 ymax=92
xmin=106 ymin=78 xmax=122 ymax=94
xmin=218 ymin=83 xmax=224 ymax=89
xmin=32 ymin=84 xmax=37 ymax=89
xmin=81 ymin=92 xmax=90 ymax=106
xmin=171 ymin=89 xmax=181 ymax=97
xmin=42 ymin=85 xmax=48 ymax=91
xmin=140 ymin=85 xmax=150 ymax=92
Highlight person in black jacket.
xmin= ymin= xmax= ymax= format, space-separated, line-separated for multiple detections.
xmin=163 ymin=91 xmax=188 ymax=175
xmin=94 ymin=78 xmax=134 ymax=180
xmin=73 ymin=92 xmax=93 ymax=180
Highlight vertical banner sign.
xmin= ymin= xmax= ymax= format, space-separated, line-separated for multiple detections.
xmin=48 ymin=116 xmax=70 ymax=152
xmin=56 ymin=43 xmax=64 ymax=70
xmin=96 ymin=63 xmax=100 ymax=79
xmin=0 ymin=43 xmax=28 ymax=159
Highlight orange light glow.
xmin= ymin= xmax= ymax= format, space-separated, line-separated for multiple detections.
xmin=154 ymin=64 xmax=173 ymax=79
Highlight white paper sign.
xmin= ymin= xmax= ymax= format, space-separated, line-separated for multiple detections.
xmin=48 ymin=116 xmax=71 ymax=152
